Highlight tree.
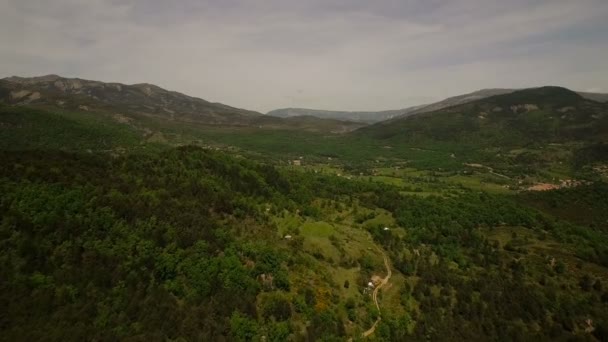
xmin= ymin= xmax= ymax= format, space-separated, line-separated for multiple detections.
xmin=260 ymin=293 xmax=292 ymax=321
xmin=230 ymin=311 xmax=259 ymax=342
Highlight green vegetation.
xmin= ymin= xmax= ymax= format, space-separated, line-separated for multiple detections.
xmin=0 ymin=105 xmax=143 ymax=151
xmin=2 ymin=147 xmax=607 ymax=340
xmin=1 ymin=85 xmax=608 ymax=340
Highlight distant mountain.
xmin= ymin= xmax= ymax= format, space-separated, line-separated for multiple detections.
xmin=0 ymin=75 xmax=362 ymax=133
xmin=576 ymin=91 xmax=608 ymax=103
xmin=266 ymin=107 xmax=419 ymax=124
xmin=358 ymin=86 xmax=608 ymax=147
xmin=0 ymin=75 xmax=264 ymax=125
xmin=268 ymin=88 xmax=608 ymax=124
xmin=403 ymin=88 xmax=608 ymax=118
xmin=398 ymin=89 xmax=515 ymax=118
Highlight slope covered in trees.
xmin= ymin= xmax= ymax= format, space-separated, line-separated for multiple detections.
xmin=1 ymin=147 xmax=608 ymax=340
xmin=359 ymin=87 xmax=608 ymax=147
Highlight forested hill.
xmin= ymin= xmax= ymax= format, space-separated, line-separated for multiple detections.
xmin=358 ymin=86 xmax=608 ymax=146
xmin=0 ymin=147 xmax=327 ymax=340
xmin=2 ymin=147 xmax=608 ymax=340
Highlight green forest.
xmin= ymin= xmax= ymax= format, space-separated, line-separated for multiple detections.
xmin=1 ymin=145 xmax=608 ymax=341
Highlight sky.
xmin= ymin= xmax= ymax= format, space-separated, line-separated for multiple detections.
xmin=1 ymin=0 xmax=608 ymax=113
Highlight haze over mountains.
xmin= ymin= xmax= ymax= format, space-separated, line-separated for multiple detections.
xmin=1 ymin=74 xmax=260 ymax=124
xmin=269 ymin=89 xmax=608 ymax=123
xmin=266 ymin=107 xmax=417 ymax=124
xmin=4 ymin=74 xmax=608 ymax=132
xmin=2 ymin=74 xmax=607 ymax=170
xmin=0 ymin=75 xmax=363 ymax=133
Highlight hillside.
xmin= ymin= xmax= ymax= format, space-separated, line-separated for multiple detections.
xmin=0 ymin=75 xmax=264 ymax=125
xmin=359 ymin=86 xmax=608 ymax=145
xmin=0 ymin=75 xmax=362 ymax=133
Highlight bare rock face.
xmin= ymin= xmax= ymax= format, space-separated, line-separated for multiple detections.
xmin=525 ymin=104 xmax=539 ymax=111
xmin=54 ymin=79 xmax=84 ymax=91
xmin=29 ymin=92 xmax=41 ymax=100
xmin=10 ymin=90 xmax=31 ymax=100
xmin=142 ymin=86 xmax=153 ymax=96
xmin=112 ymin=113 xmax=132 ymax=123
xmin=558 ymin=106 xmax=575 ymax=113
xmin=9 ymin=90 xmax=41 ymax=102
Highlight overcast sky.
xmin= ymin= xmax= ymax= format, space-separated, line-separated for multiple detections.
xmin=2 ymin=0 xmax=608 ymax=112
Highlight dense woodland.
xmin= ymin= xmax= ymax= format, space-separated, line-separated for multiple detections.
xmin=1 ymin=146 xmax=608 ymax=341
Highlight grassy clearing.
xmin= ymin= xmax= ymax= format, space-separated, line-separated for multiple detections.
xmin=361 ymin=210 xmax=396 ymax=229
xmin=272 ymin=211 xmax=304 ymax=236
xmin=445 ymin=174 xmax=512 ymax=194
xmin=331 ymin=266 xmax=362 ymax=298
xmin=300 ymin=221 xmax=335 ymax=238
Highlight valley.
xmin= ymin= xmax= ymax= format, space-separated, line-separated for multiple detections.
xmin=1 ymin=76 xmax=608 ymax=341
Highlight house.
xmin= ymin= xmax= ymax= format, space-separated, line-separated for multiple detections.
xmin=284 ymin=235 xmax=292 ymax=240
xmin=292 ymin=160 xmax=301 ymax=166
xmin=383 ymin=227 xmax=390 ymax=231
xmin=367 ymin=281 xmax=375 ymax=288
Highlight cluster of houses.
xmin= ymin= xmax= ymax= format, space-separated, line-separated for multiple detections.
xmin=527 ymin=179 xmax=589 ymax=191
xmin=288 ymin=156 xmax=304 ymax=166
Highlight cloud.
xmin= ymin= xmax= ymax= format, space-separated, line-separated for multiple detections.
xmin=1 ymin=0 xmax=607 ymax=112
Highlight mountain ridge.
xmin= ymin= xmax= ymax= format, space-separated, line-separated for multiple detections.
xmin=357 ymin=86 xmax=608 ymax=146
xmin=0 ymin=74 xmax=363 ymax=133
xmin=268 ymin=88 xmax=608 ymax=124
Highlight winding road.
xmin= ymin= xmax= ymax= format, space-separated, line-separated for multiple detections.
xmin=361 ymin=249 xmax=392 ymax=338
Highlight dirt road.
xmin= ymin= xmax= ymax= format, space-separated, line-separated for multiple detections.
xmin=361 ymin=249 xmax=392 ymax=338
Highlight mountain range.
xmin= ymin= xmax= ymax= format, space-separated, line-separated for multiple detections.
xmin=2 ymin=74 xmax=607 ymax=163
xmin=0 ymin=75 xmax=363 ymax=133
xmin=268 ymin=88 xmax=608 ymax=123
